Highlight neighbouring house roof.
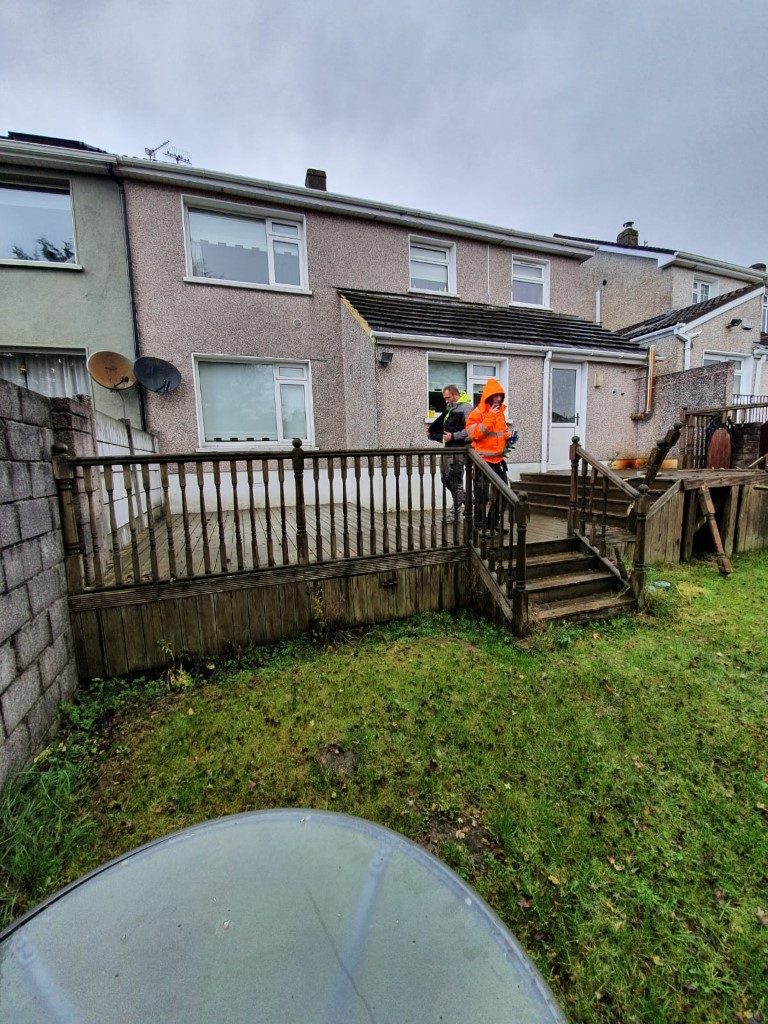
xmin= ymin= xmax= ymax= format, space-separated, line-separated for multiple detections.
xmin=554 ymin=233 xmax=676 ymax=256
xmin=5 ymin=131 xmax=106 ymax=153
xmin=618 ymin=284 xmax=757 ymax=340
xmin=339 ymin=289 xmax=641 ymax=353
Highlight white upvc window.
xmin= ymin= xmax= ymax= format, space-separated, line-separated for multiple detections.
xmin=194 ymin=356 xmax=313 ymax=448
xmin=184 ymin=198 xmax=308 ymax=291
xmin=702 ymin=351 xmax=749 ymax=400
xmin=762 ymin=293 xmax=768 ymax=334
xmin=511 ymin=258 xmax=550 ymax=308
xmin=409 ymin=238 xmax=456 ymax=294
xmin=0 ymin=179 xmax=77 ymax=265
xmin=692 ymin=277 xmax=717 ymax=303
xmin=427 ymin=357 xmax=502 ymax=414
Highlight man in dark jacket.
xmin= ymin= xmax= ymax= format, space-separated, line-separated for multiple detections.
xmin=427 ymin=385 xmax=472 ymax=517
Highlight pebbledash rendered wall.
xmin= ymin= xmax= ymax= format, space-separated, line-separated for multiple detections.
xmin=0 ymin=379 xmax=80 ymax=787
xmin=122 ymin=180 xmax=593 ymax=455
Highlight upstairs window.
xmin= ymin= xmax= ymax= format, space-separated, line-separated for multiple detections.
xmin=186 ymin=204 xmax=306 ymax=289
xmin=195 ymin=357 xmax=311 ymax=447
xmin=511 ymin=258 xmax=549 ymax=307
xmin=762 ymin=294 xmax=768 ymax=334
xmin=409 ymin=239 xmax=456 ymax=294
xmin=0 ymin=181 xmax=76 ymax=263
xmin=692 ymin=278 xmax=717 ymax=303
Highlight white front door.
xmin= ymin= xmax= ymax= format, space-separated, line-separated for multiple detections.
xmin=548 ymin=362 xmax=583 ymax=468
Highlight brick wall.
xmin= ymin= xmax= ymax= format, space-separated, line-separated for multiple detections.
xmin=0 ymin=380 xmax=88 ymax=787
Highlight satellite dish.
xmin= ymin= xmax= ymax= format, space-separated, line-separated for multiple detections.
xmin=134 ymin=356 xmax=182 ymax=394
xmin=87 ymin=351 xmax=136 ymax=391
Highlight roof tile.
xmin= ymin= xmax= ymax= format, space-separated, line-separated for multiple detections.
xmin=618 ymin=285 xmax=756 ymax=340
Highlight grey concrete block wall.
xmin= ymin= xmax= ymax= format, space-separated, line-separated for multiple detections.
xmin=0 ymin=378 xmax=84 ymax=788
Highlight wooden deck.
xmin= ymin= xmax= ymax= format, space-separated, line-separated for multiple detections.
xmin=91 ymin=506 xmax=568 ymax=588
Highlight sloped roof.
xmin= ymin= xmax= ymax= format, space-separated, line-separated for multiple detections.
xmin=340 ymin=289 xmax=641 ymax=352
xmin=618 ymin=285 xmax=757 ymax=340
xmin=554 ymin=233 xmax=676 ymax=256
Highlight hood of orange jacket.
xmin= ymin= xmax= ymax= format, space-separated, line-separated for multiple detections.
xmin=477 ymin=377 xmax=505 ymax=407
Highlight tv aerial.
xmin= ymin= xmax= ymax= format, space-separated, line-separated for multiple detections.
xmin=134 ymin=356 xmax=182 ymax=394
xmin=143 ymin=138 xmax=191 ymax=164
xmin=87 ymin=351 xmax=136 ymax=391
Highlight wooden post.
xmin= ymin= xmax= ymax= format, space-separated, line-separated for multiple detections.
xmin=292 ymin=438 xmax=309 ymax=565
xmin=463 ymin=451 xmax=474 ymax=547
xmin=568 ymin=436 xmax=580 ymax=535
xmin=631 ymin=483 xmax=649 ymax=607
xmin=52 ymin=444 xmax=84 ymax=595
xmin=512 ymin=492 xmax=529 ymax=634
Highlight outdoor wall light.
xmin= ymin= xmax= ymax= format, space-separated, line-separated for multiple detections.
xmin=726 ymin=318 xmax=743 ymax=328
xmin=378 ymin=350 xmax=394 ymax=367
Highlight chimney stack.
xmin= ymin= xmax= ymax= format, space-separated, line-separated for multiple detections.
xmin=305 ymin=168 xmax=327 ymax=191
xmin=617 ymin=221 xmax=638 ymax=247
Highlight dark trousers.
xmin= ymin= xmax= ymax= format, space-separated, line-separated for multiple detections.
xmin=441 ymin=452 xmax=465 ymax=514
xmin=474 ymin=460 xmax=508 ymax=528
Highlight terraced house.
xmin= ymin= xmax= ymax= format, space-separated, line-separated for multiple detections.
xmin=557 ymin=222 xmax=768 ymax=403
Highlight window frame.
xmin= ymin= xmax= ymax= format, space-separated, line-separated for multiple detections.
xmin=0 ymin=345 xmax=91 ymax=398
xmin=182 ymin=195 xmax=310 ymax=294
xmin=425 ymin=353 xmax=507 ymax=417
xmin=408 ymin=236 xmax=457 ymax=296
xmin=701 ymin=350 xmax=752 ymax=399
xmin=510 ymin=257 xmax=550 ymax=309
xmin=762 ymin=293 xmax=768 ymax=334
xmin=192 ymin=353 xmax=315 ymax=451
xmin=692 ymin=277 xmax=718 ymax=304
xmin=0 ymin=176 xmax=81 ymax=270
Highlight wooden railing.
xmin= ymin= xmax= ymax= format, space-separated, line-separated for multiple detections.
xmin=465 ymin=450 xmax=529 ymax=633
xmin=568 ymin=437 xmax=649 ymax=604
xmin=681 ymin=400 xmax=768 ymax=468
xmin=54 ymin=441 xmax=467 ymax=594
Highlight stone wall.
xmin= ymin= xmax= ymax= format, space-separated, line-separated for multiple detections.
xmin=635 ymin=362 xmax=734 ymax=458
xmin=0 ymin=380 xmax=82 ymax=787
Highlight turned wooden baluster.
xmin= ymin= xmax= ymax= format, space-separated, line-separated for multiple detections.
xmin=246 ymin=459 xmax=259 ymax=568
xmin=367 ymin=454 xmax=376 ymax=555
xmin=327 ymin=457 xmax=338 ymax=560
xmin=277 ymin=459 xmax=289 ymax=565
xmin=354 ymin=456 xmax=364 ymax=556
xmin=512 ymin=493 xmax=529 ymax=633
xmin=440 ymin=452 xmax=448 ymax=548
xmin=568 ymin=436 xmax=579 ymax=536
xmin=140 ymin=463 xmax=159 ymax=580
xmin=212 ymin=461 xmax=227 ymax=573
xmin=579 ymin=458 xmax=588 ymax=535
xmin=312 ymin=456 xmax=323 ymax=562
xmin=405 ymin=453 xmax=414 ymax=550
xmin=381 ymin=454 xmax=390 ymax=554
xmin=159 ymin=463 xmax=177 ymax=580
xmin=103 ymin=464 xmax=122 ymax=585
xmin=600 ymin=474 xmax=609 ymax=556
xmin=417 ymin=454 xmax=426 ymax=548
xmin=229 ymin=460 xmax=244 ymax=571
xmin=178 ymin=463 xmax=194 ymax=577
xmin=82 ymin=464 xmax=104 ymax=587
xmin=195 ymin=462 xmax=212 ymax=575
xmin=588 ymin=465 xmax=598 ymax=546
xmin=261 ymin=460 xmax=275 ymax=568
xmin=340 ymin=456 xmax=351 ymax=558
xmin=394 ymin=454 xmax=403 ymax=552
xmin=429 ymin=453 xmax=437 ymax=548
xmin=292 ymin=440 xmax=309 ymax=566
xmin=122 ymin=463 xmax=142 ymax=582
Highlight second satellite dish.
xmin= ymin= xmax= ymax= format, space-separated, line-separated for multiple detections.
xmin=87 ymin=351 xmax=136 ymax=391
xmin=134 ymin=356 xmax=182 ymax=394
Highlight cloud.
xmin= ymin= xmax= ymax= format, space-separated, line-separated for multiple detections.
xmin=2 ymin=0 xmax=767 ymax=263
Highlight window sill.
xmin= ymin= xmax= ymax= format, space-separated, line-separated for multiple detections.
xmin=0 ymin=259 xmax=83 ymax=271
xmin=184 ymin=276 xmax=312 ymax=296
xmin=510 ymin=300 xmax=551 ymax=311
xmin=196 ymin=443 xmax=317 ymax=453
xmin=408 ymin=288 xmax=460 ymax=299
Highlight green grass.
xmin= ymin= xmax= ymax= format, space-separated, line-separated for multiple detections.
xmin=2 ymin=553 xmax=767 ymax=1023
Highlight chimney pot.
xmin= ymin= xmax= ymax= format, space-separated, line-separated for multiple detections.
xmin=305 ymin=168 xmax=327 ymax=191
xmin=616 ymin=221 xmax=639 ymax=247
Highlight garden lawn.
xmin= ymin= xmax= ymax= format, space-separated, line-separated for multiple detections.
xmin=2 ymin=553 xmax=768 ymax=1024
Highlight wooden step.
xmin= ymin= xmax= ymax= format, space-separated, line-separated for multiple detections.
xmin=522 ymin=487 xmax=634 ymax=515
xmin=525 ymin=550 xmax=596 ymax=578
xmin=527 ymin=500 xmax=628 ymax=526
xmin=533 ymin=591 xmax=636 ymax=625
xmin=526 ymin=536 xmax=580 ymax=556
xmin=527 ymin=569 xmax=617 ymax=603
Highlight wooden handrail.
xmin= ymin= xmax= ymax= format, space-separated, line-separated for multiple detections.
xmin=682 ymin=399 xmax=768 ymax=417
xmin=68 ymin=444 xmax=446 ymax=468
xmin=466 ymin=449 xmax=524 ymax=504
xmin=575 ymin=445 xmax=640 ymax=499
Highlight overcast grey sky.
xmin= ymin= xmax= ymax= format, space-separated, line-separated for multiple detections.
xmin=2 ymin=0 xmax=767 ymax=265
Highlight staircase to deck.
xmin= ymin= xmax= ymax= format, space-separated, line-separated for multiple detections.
xmin=518 ymin=472 xmax=667 ymax=525
xmin=475 ymin=533 xmax=635 ymax=627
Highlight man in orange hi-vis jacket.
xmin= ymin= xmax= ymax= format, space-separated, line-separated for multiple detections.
xmin=465 ymin=377 xmax=512 ymax=529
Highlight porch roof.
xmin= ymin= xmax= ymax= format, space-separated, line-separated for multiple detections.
xmin=618 ymin=284 xmax=756 ymax=341
xmin=339 ymin=289 xmax=640 ymax=352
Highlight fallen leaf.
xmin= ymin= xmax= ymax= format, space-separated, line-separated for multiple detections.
xmin=757 ymin=908 xmax=768 ymax=927
xmin=187 ymin=708 xmax=194 ymax=716
xmin=548 ymin=874 xmax=561 ymax=886
xmin=651 ymin=955 xmax=662 ymax=966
